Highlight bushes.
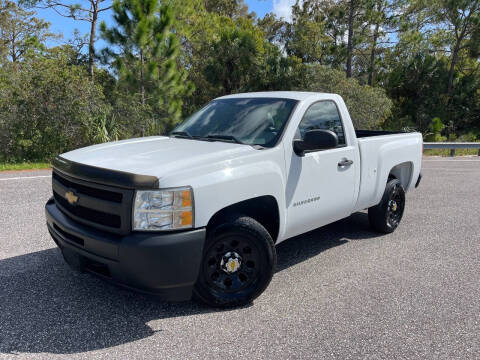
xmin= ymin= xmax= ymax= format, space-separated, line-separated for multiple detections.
xmin=0 ymin=52 xmax=110 ymax=162
xmin=0 ymin=52 xmax=395 ymax=163
xmin=300 ymin=64 xmax=392 ymax=129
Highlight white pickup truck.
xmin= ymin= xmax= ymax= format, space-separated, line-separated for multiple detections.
xmin=45 ymin=91 xmax=422 ymax=307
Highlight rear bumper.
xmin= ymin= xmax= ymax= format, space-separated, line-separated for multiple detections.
xmin=45 ymin=198 xmax=205 ymax=301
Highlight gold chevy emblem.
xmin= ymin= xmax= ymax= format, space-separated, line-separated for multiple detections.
xmin=65 ymin=191 xmax=78 ymax=205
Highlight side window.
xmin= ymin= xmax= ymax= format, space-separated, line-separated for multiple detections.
xmin=296 ymin=101 xmax=346 ymax=146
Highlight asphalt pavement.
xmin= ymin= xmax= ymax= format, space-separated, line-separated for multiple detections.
xmin=0 ymin=158 xmax=479 ymax=359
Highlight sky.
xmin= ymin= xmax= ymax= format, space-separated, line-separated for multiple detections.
xmin=31 ymin=0 xmax=297 ymax=48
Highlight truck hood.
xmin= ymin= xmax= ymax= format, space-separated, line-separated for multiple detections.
xmin=60 ymin=136 xmax=254 ymax=180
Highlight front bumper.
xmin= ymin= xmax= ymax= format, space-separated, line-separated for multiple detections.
xmin=45 ymin=198 xmax=205 ymax=301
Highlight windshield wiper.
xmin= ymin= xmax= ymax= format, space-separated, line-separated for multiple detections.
xmin=204 ymin=134 xmax=244 ymax=144
xmin=171 ymin=131 xmax=245 ymax=145
xmin=170 ymin=130 xmax=193 ymax=139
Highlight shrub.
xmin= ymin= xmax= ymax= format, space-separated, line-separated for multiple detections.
xmin=299 ymin=64 xmax=392 ymax=129
xmin=0 ymin=52 xmax=111 ymax=161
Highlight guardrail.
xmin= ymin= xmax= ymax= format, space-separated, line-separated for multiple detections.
xmin=423 ymin=142 xmax=480 ymax=156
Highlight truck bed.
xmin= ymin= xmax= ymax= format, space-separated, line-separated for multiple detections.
xmin=355 ymin=129 xmax=407 ymax=138
xmin=353 ymin=131 xmax=423 ymax=212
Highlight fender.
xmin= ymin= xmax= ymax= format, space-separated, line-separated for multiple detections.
xmin=157 ymin=146 xmax=287 ymax=239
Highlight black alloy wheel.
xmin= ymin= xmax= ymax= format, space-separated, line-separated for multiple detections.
xmin=368 ymin=178 xmax=406 ymax=234
xmin=386 ymin=182 xmax=405 ymax=228
xmin=194 ymin=215 xmax=276 ymax=308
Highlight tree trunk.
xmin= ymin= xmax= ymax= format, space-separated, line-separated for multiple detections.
xmin=140 ymin=50 xmax=145 ymax=106
xmin=346 ymin=0 xmax=355 ymax=78
xmin=140 ymin=49 xmax=146 ymax=136
xmin=368 ymin=23 xmax=379 ymax=86
xmin=10 ymin=40 xmax=16 ymax=62
xmin=447 ymin=40 xmax=460 ymax=98
xmin=88 ymin=1 xmax=98 ymax=81
xmin=10 ymin=30 xmax=17 ymax=62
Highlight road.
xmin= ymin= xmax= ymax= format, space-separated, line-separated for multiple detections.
xmin=0 ymin=158 xmax=479 ymax=359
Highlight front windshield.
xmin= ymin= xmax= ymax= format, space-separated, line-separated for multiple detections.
xmin=173 ymin=98 xmax=298 ymax=147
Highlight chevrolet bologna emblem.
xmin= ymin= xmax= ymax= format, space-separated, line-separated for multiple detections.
xmin=65 ymin=191 xmax=78 ymax=205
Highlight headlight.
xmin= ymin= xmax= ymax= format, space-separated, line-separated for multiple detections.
xmin=133 ymin=187 xmax=193 ymax=231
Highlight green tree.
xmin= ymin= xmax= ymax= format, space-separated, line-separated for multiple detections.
xmin=257 ymin=12 xmax=286 ymax=43
xmin=203 ymin=17 xmax=264 ymax=94
xmin=20 ymin=0 xmax=113 ymax=80
xmin=384 ymin=53 xmax=449 ymax=132
xmin=283 ymin=0 xmax=344 ymax=66
xmin=362 ymin=0 xmax=401 ymax=85
xmin=302 ymin=64 xmax=392 ymax=128
xmin=0 ymin=48 xmax=110 ymax=161
xmin=428 ymin=0 xmax=480 ymax=98
xmin=165 ymin=1 xmax=286 ymax=112
xmin=204 ymin=0 xmax=251 ymax=18
xmin=252 ymin=43 xmax=307 ymax=92
xmin=344 ymin=0 xmax=366 ymax=77
xmin=0 ymin=0 xmax=53 ymax=63
xmin=100 ymin=0 xmax=193 ymax=134
xmin=282 ymin=0 xmax=375 ymax=77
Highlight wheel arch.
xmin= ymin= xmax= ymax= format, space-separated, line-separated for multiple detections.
xmin=388 ymin=161 xmax=413 ymax=190
xmin=206 ymin=195 xmax=280 ymax=243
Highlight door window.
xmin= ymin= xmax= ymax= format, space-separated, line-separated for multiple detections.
xmin=296 ymin=101 xmax=346 ymax=146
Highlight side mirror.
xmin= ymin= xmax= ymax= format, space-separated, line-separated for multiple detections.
xmin=293 ymin=129 xmax=339 ymax=156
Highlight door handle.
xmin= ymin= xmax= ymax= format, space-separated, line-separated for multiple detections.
xmin=338 ymin=159 xmax=353 ymax=167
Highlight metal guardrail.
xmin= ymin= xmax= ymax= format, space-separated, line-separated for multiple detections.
xmin=423 ymin=142 xmax=480 ymax=156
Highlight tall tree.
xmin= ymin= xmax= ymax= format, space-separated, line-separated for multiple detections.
xmin=100 ymin=0 xmax=193 ymax=134
xmin=283 ymin=0 xmax=341 ymax=65
xmin=257 ymin=12 xmax=286 ymax=43
xmin=21 ymin=0 xmax=113 ymax=80
xmin=0 ymin=0 xmax=52 ymax=63
xmin=344 ymin=0 xmax=370 ymax=77
xmin=203 ymin=17 xmax=263 ymax=94
xmin=430 ymin=0 xmax=480 ymax=98
xmin=363 ymin=0 xmax=401 ymax=85
xmin=203 ymin=0 xmax=251 ymax=18
xmin=283 ymin=0 xmax=372 ymax=76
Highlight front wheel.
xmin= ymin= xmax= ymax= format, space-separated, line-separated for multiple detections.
xmin=368 ymin=178 xmax=406 ymax=233
xmin=193 ymin=215 xmax=276 ymax=308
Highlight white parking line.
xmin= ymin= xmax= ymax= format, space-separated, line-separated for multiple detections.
xmin=0 ymin=175 xmax=51 ymax=181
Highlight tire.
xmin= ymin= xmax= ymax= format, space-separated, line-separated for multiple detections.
xmin=368 ymin=178 xmax=406 ymax=234
xmin=193 ymin=214 xmax=276 ymax=308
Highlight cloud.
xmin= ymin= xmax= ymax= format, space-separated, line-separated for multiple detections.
xmin=272 ymin=0 xmax=296 ymax=22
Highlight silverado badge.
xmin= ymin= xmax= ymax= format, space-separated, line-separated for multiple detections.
xmin=65 ymin=191 xmax=78 ymax=205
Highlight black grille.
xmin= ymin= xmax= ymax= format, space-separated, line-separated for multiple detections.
xmin=52 ymin=169 xmax=133 ymax=234
xmin=52 ymin=172 xmax=122 ymax=203
xmin=54 ymin=191 xmax=121 ymax=228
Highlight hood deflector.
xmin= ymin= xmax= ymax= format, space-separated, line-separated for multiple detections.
xmin=53 ymin=156 xmax=159 ymax=189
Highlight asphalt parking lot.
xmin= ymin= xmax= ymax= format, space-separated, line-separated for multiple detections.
xmin=0 ymin=158 xmax=479 ymax=359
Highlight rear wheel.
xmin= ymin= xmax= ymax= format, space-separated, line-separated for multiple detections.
xmin=368 ymin=178 xmax=405 ymax=233
xmin=194 ymin=215 xmax=276 ymax=308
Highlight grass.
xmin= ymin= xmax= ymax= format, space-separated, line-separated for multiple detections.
xmin=424 ymin=149 xmax=480 ymax=157
xmin=0 ymin=162 xmax=51 ymax=171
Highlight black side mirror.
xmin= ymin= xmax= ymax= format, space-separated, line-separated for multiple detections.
xmin=293 ymin=129 xmax=339 ymax=156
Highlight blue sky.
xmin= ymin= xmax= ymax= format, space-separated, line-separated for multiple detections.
xmin=32 ymin=0 xmax=296 ymax=48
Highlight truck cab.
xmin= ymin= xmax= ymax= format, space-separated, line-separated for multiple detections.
xmin=46 ymin=91 xmax=422 ymax=307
